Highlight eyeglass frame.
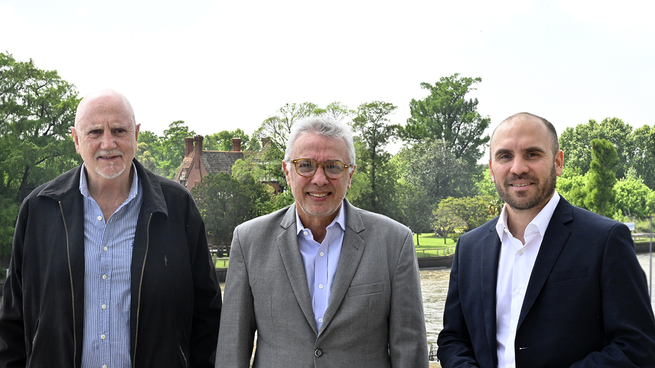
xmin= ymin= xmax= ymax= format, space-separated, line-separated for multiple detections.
xmin=289 ymin=158 xmax=353 ymax=180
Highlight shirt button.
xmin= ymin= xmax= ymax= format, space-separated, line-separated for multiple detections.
xmin=319 ymin=252 xmax=325 ymax=257
xmin=303 ymin=231 xmax=309 ymax=236
xmin=318 ymin=317 xmax=323 ymax=323
xmin=101 ymin=334 xmax=106 ymax=340
xmin=103 ymin=365 xmax=107 ymax=368
xmin=103 ymin=246 xmax=108 ymax=251
xmin=518 ymin=250 xmax=524 ymax=256
xmin=97 ymin=215 xmax=102 ymax=221
xmin=102 ymin=274 xmax=107 ymax=280
xmin=102 ymin=304 xmax=107 ymax=310
xmin=515 ymin=289 xmax=521 ymax=294
xmin=319 ymin=284 xmax=324 ymax=289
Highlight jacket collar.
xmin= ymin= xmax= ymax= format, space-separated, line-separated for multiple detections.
xmin=37 ymin=159 xmax=168 ymax=217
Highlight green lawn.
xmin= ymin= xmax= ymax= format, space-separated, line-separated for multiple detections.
xmin=212 ymin=233 xmax=457 ymax=267
xmin=414 ymin=233 xmax=457 ymax=257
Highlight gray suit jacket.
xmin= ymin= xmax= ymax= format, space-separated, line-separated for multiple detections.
xmin=215 ymin=200 xmax=429 ymax=367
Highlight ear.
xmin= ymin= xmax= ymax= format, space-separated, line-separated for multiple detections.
xmin=488 ymin=159 xmax=495 ymax=183
xmin=554 ymin=150 xmax=564 ymax=176
xmin=71 ymin=127 xmax=81 ymax=154
xmin=346 ymin=165 xmax=356 ymax=190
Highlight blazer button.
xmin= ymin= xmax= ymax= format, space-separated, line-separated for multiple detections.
xmin=314 ymin=348 xmax=323 ymax=357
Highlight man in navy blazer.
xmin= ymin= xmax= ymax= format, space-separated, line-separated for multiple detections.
xmin=437 ymin=112 xmax=655 ymax=367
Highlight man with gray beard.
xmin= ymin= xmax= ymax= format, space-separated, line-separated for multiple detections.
xmin=0 ymin=89 xmax=222 ymax=367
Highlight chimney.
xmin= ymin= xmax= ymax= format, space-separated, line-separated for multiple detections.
xmin=232 ymin=138 xmax=242 ymax=152
xmin=194 ymin=135 xmax=204 ymax=158
xmin=184 ymin=137 xmax=194 ymax=157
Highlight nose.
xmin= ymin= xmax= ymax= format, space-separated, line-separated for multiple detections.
xmin=310 ymin=165 xmax=330 ymax=186
xmin=100 ymin=130 xmax=116 ymax=149
xmin=509 ymin=157 xmax=529 ymax=176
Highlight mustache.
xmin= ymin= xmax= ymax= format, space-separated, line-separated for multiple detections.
xmin=95 ymin=150 xmax=124 ymax=158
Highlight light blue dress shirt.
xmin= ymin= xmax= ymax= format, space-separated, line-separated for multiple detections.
xmin=296 ymin=201 xmax=346 ymax=331
xmin=79 ymin=163 xmax=142 ymax=368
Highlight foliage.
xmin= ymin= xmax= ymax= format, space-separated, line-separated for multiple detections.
xmin=320 ymin=101 xmax=355 ymax=123
xmin=613 ymin=170 xmax=655 ymax=220
xmin=556 ymin=167 xmax=587 ymax=209
xmin=398 ymin=138 xmax=475 ymax=207
xmin=350 ymin=101 xmax=400 ymax=215
xmin=629 ymin=124 xmax=655 ymax=190
xmin=559 ymin=117 xmax=633 ymax=180
xmin=474 ymin=167 xmax=503 ymax=216
xmin=192 ymin=172 xmax=270 ymax=246
xmin=583 ymin=139 xmax=618 ymax=217
xmin=402 ymin=73 xmax=491 ymax=169
xmin=432 ymin=203 xmax=467 ymax=244
xmin=0 ymin=52 xmax=81 ymax=257
xmin=204 ymin=128 xmax=260 ymax=152
xmin=254 ymin=102 xmax=320 ymax=151
xmin=136 ymin=121 xmax=196 ymax=178
xmin=433 ymin=196 xmax=497 ymax=242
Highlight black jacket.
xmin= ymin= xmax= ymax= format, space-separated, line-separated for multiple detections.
xmin=0 ymin=160 xmax=222 ymax=367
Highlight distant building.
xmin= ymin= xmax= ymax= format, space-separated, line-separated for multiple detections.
xmin=173 ymin=135 xmax=244 ymax=191
xmin=173 ymin=135 xmax=283 ymax=194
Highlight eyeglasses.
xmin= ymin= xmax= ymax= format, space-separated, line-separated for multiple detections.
xmin=290 ymin=158 xmax=351 ymax=180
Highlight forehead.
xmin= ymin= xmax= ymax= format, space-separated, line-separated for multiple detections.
xmin=490 ymin=117 xmax=552 ymax=154
xmin=76 ymin=95 xmax=134 ymax=130
xmin=291 ymin=133 xmax=348 ymax=160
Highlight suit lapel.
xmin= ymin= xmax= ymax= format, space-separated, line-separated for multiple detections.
xmin=277 ymin=206 xmax=318 ymax=334
xmin=319 ymin=200 xmax=366 ymax=336
xmin=480 ymin=221 xmax=502 ymax=357
xmin=517 ymin=199 xmax=573 ymax=328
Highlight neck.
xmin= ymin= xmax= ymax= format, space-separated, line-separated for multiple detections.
xmin=297 ymin=208 xmax=339 ymax=244
xmin=86 ymin=168 xmax=134 ymax=220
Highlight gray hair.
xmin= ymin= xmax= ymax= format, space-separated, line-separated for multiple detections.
xmin=284 ymin=116 xmax=356 ymax=168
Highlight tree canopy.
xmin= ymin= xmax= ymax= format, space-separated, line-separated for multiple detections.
xmin=0 ymin=52 xmax=81 ymax=257
xmin=402 ymin=74 xmax=491 ymax=169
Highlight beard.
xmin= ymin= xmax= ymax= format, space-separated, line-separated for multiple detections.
xmin=94 ymin=150 xmax=126 ymax=179
xmin=494 ymin=163 xmax=557 ymax=211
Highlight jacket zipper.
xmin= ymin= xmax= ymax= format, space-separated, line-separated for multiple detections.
xmin=60 ymin=201 xmax=77 ymax=368
xmin=179 ymin=344 xmax=189 ymax=368
xmin=132 ymin=213 xmax=153 ymax=368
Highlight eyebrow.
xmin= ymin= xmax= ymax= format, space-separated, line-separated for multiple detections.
xmin=493 ymin=146 xmax=547 ymax=157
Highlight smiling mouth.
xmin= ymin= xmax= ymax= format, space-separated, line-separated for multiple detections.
xmin=309 ymin=193 xmax=329 ymax=198
xmin=511 ymin=183 xmax=532 ymax=187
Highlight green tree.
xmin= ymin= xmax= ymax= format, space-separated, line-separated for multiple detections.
xmin=613 ymin=168 xmax=655 ymax=220
xmin=192 ymin=172 xmax=270 ymax=247
xmin=0 ymin=52 xmax=80 ymax=257
xmin=584 ymin=139 xmax=618 ymax=217
xmin=402 ymin=74 xmax=491 ymax=168
xmin=629 ymin=124 xmax=655 ymax=190
xmin=254 ymin=102 xmax=320 ymax=150
xmin=204 ymin=128 xmax=260 ymax=151
xmin=556 ymin=167 xmax=587 ymax=209
xmin=351 ymin=101 xmax=400 ymax=215
xmin=399 ymin=138 xmax=475 ymax=207
xmin=559 ymin=117 xmax=633 ymax=179
xmin=432 ymin=199 xmax=468 ymax=244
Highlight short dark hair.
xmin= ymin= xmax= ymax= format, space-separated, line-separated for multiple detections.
xmin=491 ymin=112 xmax=559 ymax=156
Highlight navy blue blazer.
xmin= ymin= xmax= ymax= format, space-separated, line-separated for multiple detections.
xmin=437 ymin=198 xmax=655 ymax=368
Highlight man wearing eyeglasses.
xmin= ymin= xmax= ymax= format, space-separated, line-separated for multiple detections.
xmin=216 ymin=116 xmax=429 ymax=367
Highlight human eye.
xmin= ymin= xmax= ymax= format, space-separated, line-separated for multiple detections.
xmin=297 ymin=160 xmax=314 ymax=169
xmin=88 ymin=129 xmax=102 ymax=138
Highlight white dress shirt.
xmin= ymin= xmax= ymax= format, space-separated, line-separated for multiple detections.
xmin=495 ymin=192 xmax=560 ymax=368
xmin=296 ymin=202 xmax=346 ymax=331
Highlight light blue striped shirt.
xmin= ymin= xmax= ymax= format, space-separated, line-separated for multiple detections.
xmin=296 ymin=202 xmax=346 ymax=331
xmin=80 ymin=163 xmax=142 ymax=368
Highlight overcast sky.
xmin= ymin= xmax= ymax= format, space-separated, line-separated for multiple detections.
xmin=1 ymin=0 xmax=653 ymax=150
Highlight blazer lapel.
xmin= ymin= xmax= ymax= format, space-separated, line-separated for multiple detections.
xmin=277 ymin=205 xmax=318 ymax=334
xmin=319 ymin=200 xmax=366 ymax=336
xmin=517 ymin=199 xmax=573 ymax=328
xmin=480 ymin=220 xmax=502 ymax=357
